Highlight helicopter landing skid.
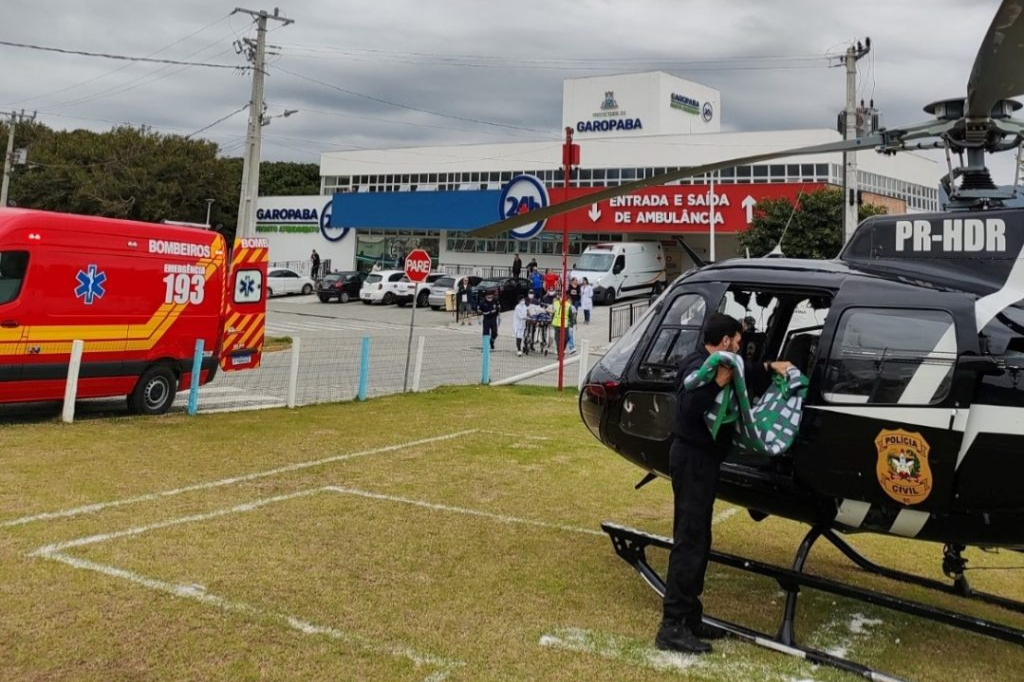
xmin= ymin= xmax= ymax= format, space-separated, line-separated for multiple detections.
xmin=601 ymin=522 xmax=1024 ymax=682
xmin=821 ymin=530 xmax=1024 ymax=616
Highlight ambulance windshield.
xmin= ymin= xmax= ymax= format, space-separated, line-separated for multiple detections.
xmin=0 ymin=251 xmax=28 ymax=304
xmin=576 ymin=252 xmax=614 ymax=272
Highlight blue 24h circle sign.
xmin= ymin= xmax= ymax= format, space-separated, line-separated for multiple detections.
xmin=320 ymin=200 xmax=350 ymax=242
xmin=498 ymin=175 xmax=549 ymax=241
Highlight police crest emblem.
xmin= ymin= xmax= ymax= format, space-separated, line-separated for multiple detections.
xmin=875 ymin=429 xmax=933 ymax=505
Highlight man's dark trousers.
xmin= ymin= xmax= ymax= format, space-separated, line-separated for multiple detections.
xmin=662 ymin=437 xmax=720 ymax=627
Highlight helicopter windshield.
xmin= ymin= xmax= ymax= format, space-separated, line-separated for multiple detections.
xmin=575 ymin=253 xmax=615 ymax=272
xmin=597 ymin=287 xmax=671 ymax=377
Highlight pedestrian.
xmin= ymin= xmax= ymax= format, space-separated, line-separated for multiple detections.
xmin=543 ymin=269 xmax=558 ymax=295
xmin=568 ymin=277 xmax=581 ymax=310
xmin=512 ymin=253 xmax=522 ymax=279
xmin=581 ymin=278 xmax=594 ymax=324
xmin=310 ymin=249 xmax=321 ymax=280
xmin=657 ymin=313 xmax=791 ymax=655
xmin=566 ymin=303 xmax=577 ymax=354
xmin=551 ymin=293 xmax=571 ymax=354
xmin=527 ymin=257 xmax=537 ymax=271
xmin=531 ymin=269 xmax=543 ymax=299
xmin=456 ymin=277 xmax=472 ymax=324
xmin=513 ymin=295 xmax=528 ymax=356
xmin=479 ymin=290 xmax=499 ymax=350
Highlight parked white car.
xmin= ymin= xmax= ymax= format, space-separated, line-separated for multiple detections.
xmin=396 ymin=272 xmax=444 ymax=307
xmin=360 ymin=270 xmax=408 ymax=305
xmin=266 ymin=267 xmax=315 ymax=297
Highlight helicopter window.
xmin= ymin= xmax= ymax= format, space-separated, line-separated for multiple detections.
xmin=977 ymin=306 xmax=1024 ymax=399
xmin=597 ymin=298 xmax=663 ymax=378
xmin=637 ymin=293 xmax=707 ymax=381
xmin=824 ymin=308 xmax=956 ymax=405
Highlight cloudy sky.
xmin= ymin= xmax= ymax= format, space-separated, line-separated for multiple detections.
xmin=0 ymin=0 xmax=1017 ymax=181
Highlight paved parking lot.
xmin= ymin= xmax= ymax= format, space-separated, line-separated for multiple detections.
xmin=0 ymin=294 xmax=619 ymax=421
xmin=266 ymin=292 xmax=615 ymax=348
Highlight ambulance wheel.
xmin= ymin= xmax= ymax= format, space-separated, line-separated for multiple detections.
xmin=604 ymin=289 xmax=616 ymax=305
xmin=302 ymin=284 xmax=313 ymax=295
xmin=128 ymin=365 xmax=177 ymax=415
xmin=340 ymin=292 xmax=350 ymax=303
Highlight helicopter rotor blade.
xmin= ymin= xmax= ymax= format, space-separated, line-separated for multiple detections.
xmin=469 ymin=135 xmax=885 ymax=238
xmin=966 ymin=0 xmax=1024 ymax=118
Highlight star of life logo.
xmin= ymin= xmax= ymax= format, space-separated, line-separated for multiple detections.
xmin=74 ymin=264 xmax=107 ymax=305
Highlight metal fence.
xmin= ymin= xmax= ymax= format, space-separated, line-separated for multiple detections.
xmin=190 ymin=331 xmax=598 ymax=416
xmin=608 ymin=299 xmax=650 ymax=342
xmin=270 ymin=259 xmax=333 ymax=279
xmin=439 ymin=264 xmax=566 ymax=279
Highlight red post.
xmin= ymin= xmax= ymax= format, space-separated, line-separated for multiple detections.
xmin=557 ymin=127 xmax=578 ymax=391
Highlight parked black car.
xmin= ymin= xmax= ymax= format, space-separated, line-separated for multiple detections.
xmin=318 ymin=271 xmax=366 ymax=303
xmin=470 ymin=276 xmax=532 ymax=311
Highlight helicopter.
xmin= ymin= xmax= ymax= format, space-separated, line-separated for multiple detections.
xmin=470 ymin=0 xmax=1024 ymax=678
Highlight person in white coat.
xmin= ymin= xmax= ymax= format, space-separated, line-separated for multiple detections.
xmin=581 ymin=278 xmax=594 ymax=324
xmin=513 ymin=295 xmax=528 ymax=356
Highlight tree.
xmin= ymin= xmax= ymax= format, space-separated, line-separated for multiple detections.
xmin=2 ymin=121 xmax=323 ymax=243
xmin=5 ymin=124 xmax=240 ymax=232
xmin=259 ymin=161 xmax=320 ymax=196
xmin=738 ymin=188 xmax=888 ymax=260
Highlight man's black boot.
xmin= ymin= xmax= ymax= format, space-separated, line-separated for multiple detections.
xmin=654 ymin=621 xmax=712 ymax=654
xmin=690 ymin=620 xmax=727 ymax=640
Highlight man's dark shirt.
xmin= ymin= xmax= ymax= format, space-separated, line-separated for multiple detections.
xmin=672 ymin=348 xmax=770 ymax=460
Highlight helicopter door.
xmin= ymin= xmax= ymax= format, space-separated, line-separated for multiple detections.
xmin=797 ymin=279 xmax=976 ymax=521
xmin=614 ymin=282 xmax=727 ymax=470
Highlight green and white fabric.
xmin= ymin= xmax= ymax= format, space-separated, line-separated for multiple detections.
xmin=682 ymin=351 xmax=809 ymax=456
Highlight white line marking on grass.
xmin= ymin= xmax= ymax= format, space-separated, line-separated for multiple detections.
xmin=539 ymin=627 xmax=705 ymax=673
xmin=3 ymin=430 xmax=479 ymax=529
xmin=31 ymin=489 xmax=328 ymax=556
xmin=712 ymin=507 xmax=739 ymax=526
xmin=323 ymin=486 xmax=606 ymax=537
xmin=38 ymin=550 xmax=460 ymax=681
xmin=30 ymin=486 xmax=461 ymax=681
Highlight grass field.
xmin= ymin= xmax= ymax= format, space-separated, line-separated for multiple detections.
xmin=1 ymin=386 xmax=1021 ymax=682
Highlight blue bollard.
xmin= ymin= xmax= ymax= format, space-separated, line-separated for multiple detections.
xmin=481 ymin=334 xmax=490 ymax=385
xmin=187 ymin=338 xmax=204 ymax=416
xmin=358 ymin=336 xmax=370 ymax=400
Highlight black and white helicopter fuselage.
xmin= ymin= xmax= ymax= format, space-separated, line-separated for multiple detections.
xmin=580 ymin=209 xmax=1024 ymax=549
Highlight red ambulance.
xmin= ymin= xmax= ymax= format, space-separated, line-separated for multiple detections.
xmin=0 ymin=208 xmax=268 ymax=414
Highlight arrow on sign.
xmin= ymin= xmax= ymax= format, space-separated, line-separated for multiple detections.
xmin=587 ymin=203 xmax=601 ymax=222
xmin=741 ymin=195 xmax=757 ymax=224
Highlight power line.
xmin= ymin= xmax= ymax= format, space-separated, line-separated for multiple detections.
xmin=187 ymin=104 xmax=249 ymax=137
xmin=271 ymin=102 xmax=546 ymax=140
xmin=278 ymin=47 xmax=828 ymax=72
xmin=272 ymin=65 xmax=555 ymax=136
xmin=0 ymin=39 xmax=246 ymax=69
xmin=2 ymin=13 xmax=234 ymax=107
xmin=278 ymin=42 xmax=828 ymax=65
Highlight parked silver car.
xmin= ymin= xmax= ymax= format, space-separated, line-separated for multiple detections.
xmin=428 ymin=275 xmax=481 ymax=310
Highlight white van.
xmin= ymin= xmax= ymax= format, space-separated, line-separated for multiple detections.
xmin=570 ymin=242 xmax=667 ymax=305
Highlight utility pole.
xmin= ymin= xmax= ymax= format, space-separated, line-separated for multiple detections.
xmin=841 ymin=39 xmax=870 ymax=243
xmin=1 ymin=110 xmax=36 ymax=208
xmin=232 ymin=7 xmax=293 ymax=238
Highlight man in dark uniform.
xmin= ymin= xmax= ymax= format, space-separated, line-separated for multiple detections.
xmin=479 ymin=290 xmax=499 ymax=350
xmin=656 ymin=312 xmax=791 ymax=654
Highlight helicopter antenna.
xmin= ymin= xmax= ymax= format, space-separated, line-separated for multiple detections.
xmin=764 ymin=187 xmax=806 ymax=258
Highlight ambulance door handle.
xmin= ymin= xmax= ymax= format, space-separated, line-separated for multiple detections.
xmin=0 ymin=320 xmax=18 ymax=328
